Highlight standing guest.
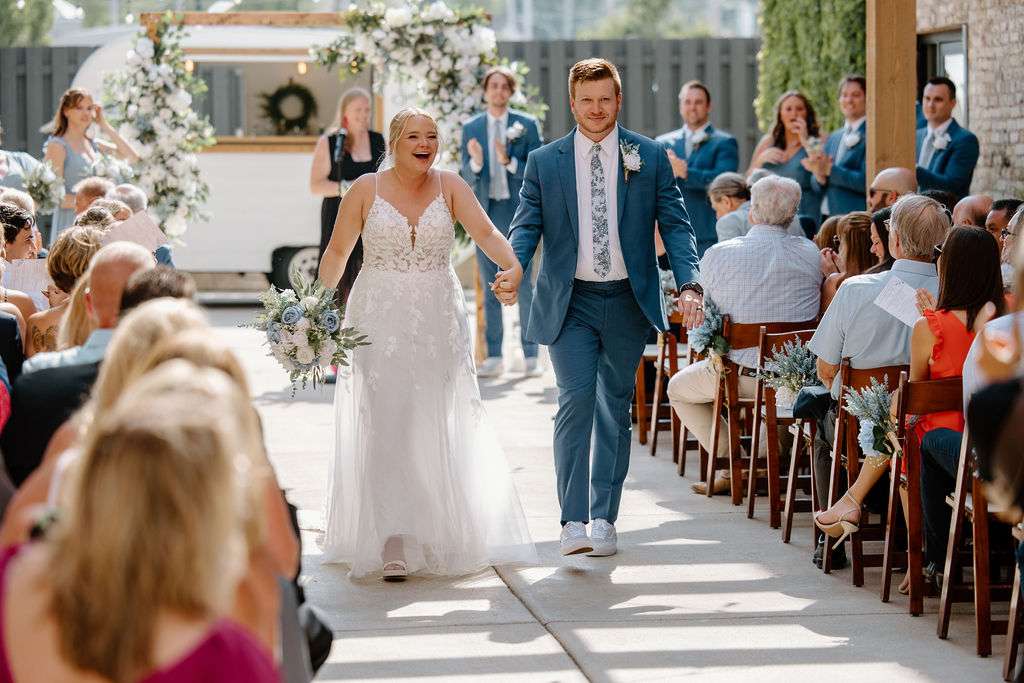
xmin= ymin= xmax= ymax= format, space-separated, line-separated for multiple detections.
xmin=807 ymin=75 xmax=868 ymax=216
xmin=866 ymin=207 xmax=895 ymax=273
xmin=462 ymin=66 xmax=544 ymax=377
xmin=868 ymin=167 xmax=917 ymax=212
xmin=952 ymin=194 xmax=992 ymax=228
xmin=24 ymin=225 xmax=103 ymax=357
xmin=747 ymin=90 xmax=823 ymax=229
xmin=105 ymin=183 xmax=175 ymax=266
xmin=820 ymin=211 xmax=874 ymax=313
xmin=310 ymin=88 xmax=386 ymax=305
xmin=657 ymin=80 xmax=739 ymax=256
xmin=985 ymin=198 xmax=1023 ymax=245
xmin=711 ymin=171 xmax=806 ymax=242
xmin=43 ymin=88 xmax=137 ymax=245
xmin=916 ymin=76 xmax=979 ymax=200
xmin=71 ymin=176 xmax=114 ymax=216
xmin=0 ymin=379 xmax=279 ymax=682
xmin=668 ymin=176 xmax=821 ymax=495
xmin=0 ymin=121 xmax=41 ymax=194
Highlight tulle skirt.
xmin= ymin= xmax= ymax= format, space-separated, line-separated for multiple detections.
xmin=319 ymin=265 xmax=537 ymax=577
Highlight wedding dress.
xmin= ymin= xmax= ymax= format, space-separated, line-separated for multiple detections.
xmin=320 ymin=172 xmax=537 ymax=578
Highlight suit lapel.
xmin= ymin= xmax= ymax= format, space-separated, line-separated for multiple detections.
xmin=617 ymin=126 xmax=629 ymax=227
xmin=557 ymin=131 xmax=579 ymax=244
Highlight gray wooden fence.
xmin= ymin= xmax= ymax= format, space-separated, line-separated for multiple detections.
xmin=1 ymin=38 xmax=760 ymax=164
xmin=500 ymin=38 xmax=761 ymax=167
xmin=0 ymin=47 xmax=97 ymax=156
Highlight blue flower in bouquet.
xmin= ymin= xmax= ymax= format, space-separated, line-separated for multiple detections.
xmin=266 ymin=322 xmax=283 ymax=343
xmin=281 ymin=305 xmax=303 ymax=326
xmin=319 ymin=310 xmax=341 ymax=334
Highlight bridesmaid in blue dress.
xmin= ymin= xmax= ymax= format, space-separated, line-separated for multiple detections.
xmin=747 ymin=90 xmax=823 ymax=232
xmin=42 ymin=88 xmax=138 ymax=245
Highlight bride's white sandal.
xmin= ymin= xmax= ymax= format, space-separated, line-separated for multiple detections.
xmin=383 ymin=560 xmax=408 ymax=582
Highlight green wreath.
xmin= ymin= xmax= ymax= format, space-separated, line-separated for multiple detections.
xmin=259 ymin=79 xmax=318 ymax=135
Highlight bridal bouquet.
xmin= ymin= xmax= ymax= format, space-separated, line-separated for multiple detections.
xmin=23 ymin=161 xmax=65 ymax=215
xmin=248 ymin=269 xmax=369 ymax=392
xmin=89 ymin=154 xmax=135 ymax=184
xmin=844 ymin=377 xmax=901 ymax=467
xmin=763 ymin=339 xmax=820 ymax=408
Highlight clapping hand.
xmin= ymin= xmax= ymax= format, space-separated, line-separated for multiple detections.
xmin=467 ymin=138 xmax=484 ymax=167
xmin=494 ymin=138 xmax=510 ymax=166
xmin=801 ymin=153 xmax=831 ymax=183
xmin=666 ymin=149 xmax=688 ymax=179
xmin=490 ymin=262 xmax=523 ymax=306
xmin=915 ymin=288 xmax=937 ymax=315
xmin=755 ymin=146 xmax=786 ymax=167
xmin=974 ymin=303 xmax=1022 ymax=384
xmin=677 ymin=289 xmax=705 ymax=329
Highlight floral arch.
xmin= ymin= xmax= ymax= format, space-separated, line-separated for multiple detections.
xmin=101 ymin=6 xmax=545 ymax=239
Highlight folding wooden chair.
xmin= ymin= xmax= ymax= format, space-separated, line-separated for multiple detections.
xmin=937 ymin=427 xmax=1016 ymax=657
xmin=1003 ymin=527 xmax=1023 ymax=680
xmin=648 ymin=312 xmax=687 ymax=460
xmin=747 ymin=326 xmax=817 ymax=530
xmin=882 ymin=372 xmax=963 ymax=615
xmin=822 ymin=359 xmax=906 ymax=579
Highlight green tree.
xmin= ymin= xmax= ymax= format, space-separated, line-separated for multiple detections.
xmin=755 ymin=0 xmax=865 ymax=134
xmin=583 ymin=0 xmax=710 ymax=39
xmin=0 ymin=0 xmax=54 ymax=45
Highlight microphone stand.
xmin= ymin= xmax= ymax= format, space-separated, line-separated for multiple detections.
xmin=334 ymin=127 xmax=347 ymax=198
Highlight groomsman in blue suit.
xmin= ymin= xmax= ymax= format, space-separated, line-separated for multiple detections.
xmin=916 ymin=76 xmax=979 ymax=200
xmin=807 ymin=75 xmax=867 ymax=216
xmin=461 ymin=67 xmax=544 ymax=377
xmin=655 ymin=81 xmax=738 ymax=255
xmin=501 ymin=59 xmax=701 ymax=558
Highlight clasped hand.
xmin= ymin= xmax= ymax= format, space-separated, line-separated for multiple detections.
xmin=677 ymin=289 xmax=704 ymax=329
xmin=490 ymin=263 xmax=524 ymax=306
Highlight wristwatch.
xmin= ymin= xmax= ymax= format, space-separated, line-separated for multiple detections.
xmin=678 ymin=281 xmax=703 ymax=297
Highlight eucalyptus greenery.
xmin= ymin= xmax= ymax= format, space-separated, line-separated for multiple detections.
xmin=688 ymin=298 xmax=729 ymax=357
xmin=763 ymin=339 xmax=820 ymax=394
xmin=843 ymin=376 xmax=900 ymax=466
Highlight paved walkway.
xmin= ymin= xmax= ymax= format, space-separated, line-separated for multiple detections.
xmin=210 ymin=305 xmax=1004 ymax=682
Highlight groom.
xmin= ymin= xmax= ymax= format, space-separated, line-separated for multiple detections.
xmin=499 ymin=59 xmax=704 ymax=557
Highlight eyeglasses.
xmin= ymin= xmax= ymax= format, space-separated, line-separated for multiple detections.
xmin=1002 ymin=228 xmax=1017 ymax=240
xmin=932 ymin=242 xmax=944 ymax=263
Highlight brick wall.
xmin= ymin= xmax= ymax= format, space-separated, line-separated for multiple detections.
xmin=918 ymin=0 xmax=1024 ymax=198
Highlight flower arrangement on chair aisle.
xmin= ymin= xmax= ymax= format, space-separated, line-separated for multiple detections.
xmin=763 ymin=339 xmax=821 ymax=409
xmin=844 ymin=377 xmax=901 ymax=467
xmin=687 ymin=298 xmax=730 ymax=360
xmin=101 ymin=12 xmax=216 ymax=240
xmin=248 ymin=268 xmax=370 ymax=393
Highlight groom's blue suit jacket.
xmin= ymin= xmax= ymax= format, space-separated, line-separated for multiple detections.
xmin=509 ymin=125 xmax=699 ymax=346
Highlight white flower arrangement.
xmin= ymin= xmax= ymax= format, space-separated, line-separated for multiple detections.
xmin=247 ymin=267 xmax=370 ymax=393
xmin=101 ymin=13 xmax=216 ymax=240
xmin=312 ymin=1 xmax=546 ymax=166
xmin=506 ymin=121 xmax=526 ymax=141
xmin=88 ymin=154 xmax=135 ymax=185
xmin=844 ymin=377 xmax=902 ymax=467
xmin=620 ymin=141 xmax=642 ymax=181
xmin=23 ymin=161 xmax=64 ymax=215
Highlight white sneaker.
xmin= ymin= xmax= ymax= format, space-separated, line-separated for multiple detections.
xmin=588 ymin=519 xmax=617 ymax=556
xmin=477 ymin=357 xmax=505 ymax=378
xmin=524 ymin=358 xmax=543 ymax=377
xmin=559 ymin=521 xmax=593 ymax=555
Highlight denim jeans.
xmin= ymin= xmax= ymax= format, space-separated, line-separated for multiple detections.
xmin=920 ymin=428 xmax=963 ymax=567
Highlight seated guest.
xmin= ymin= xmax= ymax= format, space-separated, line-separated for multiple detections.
xmin=816 ymin=226 xmax=1002 ymax=591
xmin=0 ymin=189 xmax=41 ymax=255
xmin=815 ymin=215 xmax=841 ymax=251
xmin=952 ymin=193 xmax=992 ymax=228
xmin=711 ymin=171 xmax=805 ymax=241
xmin=0 ymin=312 xmax=22 ymax=384
xmin=986 ymin=198 xmax=1024 ymax=246
xmin=916 ymin=76 xmax=979 ymax=200
xmin=106 ymin=182 xmax=175 ymax=267
xmin=72 ymin=205 xmax=115 ymax=230
xmin=747 ymin=91 xmax=824 ymax=229
xmin=807 ymin=194 xmax=948 ymax=566
xmin=866 ymin=207 xmax=895 ymax=273
xmin=0 ymin=242 xmax=155 ymax=485
xmin=0 ymin=371 xmax=279 ymax=682
xmin=55 ymin=275 xmax=92 ymax=351
xmin=70 ymin=176 xmax=114 ymax=216
xmin=868 ymin=167 xmax=917 ymax=212
xmin=24 ymin=225 xmax=103 ymax=358
xmin=820 ymin=211 xmax=874 ymax=313
xmin=87 ymin=196 xmax=132 ymax=221
xmin=657 ymin=80 xmax=739 ymax=255
xmin=0 ymin=204 xmax=39 ymax=323
xmin=999 ymin=205 xmax=1024 ymax=289
xmin=807 ymin=75 xmax=868 ymax=217
xmin=668 ymin=175 xmax=821 ymax=494
xmin=921 ymin=189 xmax=957 ymax=217
xmin=119 ymin=266 xmax=196 ymax=312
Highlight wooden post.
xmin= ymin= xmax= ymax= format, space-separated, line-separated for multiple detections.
xmin=865 ymin=0 xmax=918 ymax=187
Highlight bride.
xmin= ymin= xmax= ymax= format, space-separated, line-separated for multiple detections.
xmin=317 ymin=107 xmax=537 ymax=581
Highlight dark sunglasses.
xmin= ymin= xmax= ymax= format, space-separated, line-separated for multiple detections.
xmin=1002 ymin=228 xmax=1017 ymax=240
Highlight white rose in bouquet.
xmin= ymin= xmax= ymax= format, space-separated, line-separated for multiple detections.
xmin=138 ymin=96 xmax=155 ymax=115
xmin=296 ymin=346 xmax=316 ymax=366
xmin=293 ymin=317 xmax=311 ymax=332
xmin=167 ymin=89 xmax=192 ymax=114
xmin=135 ymin=38 xmax=155 ymax=59
xmin=300 ymin=296 xmax=320 ymax=311
xmin=384 ymin=7 xmax=412 ymax=28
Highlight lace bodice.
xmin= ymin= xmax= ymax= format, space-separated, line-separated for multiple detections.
xmin=362 ymin=194 xmax=454 ymax=273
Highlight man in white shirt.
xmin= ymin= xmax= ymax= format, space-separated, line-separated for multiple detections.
xmin=668 ymin=175 xmax=822 ymax=495
xmin=461 ymin=67 xmax=544 ymax=377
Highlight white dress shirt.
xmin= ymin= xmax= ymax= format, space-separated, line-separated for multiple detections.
xmin=701 ymin=225 xmax=823 ymax=368
xmin=574 ymin=127 xmax=628 ymax=281
xmin=469 ymin=111 xmax=518 ymax=178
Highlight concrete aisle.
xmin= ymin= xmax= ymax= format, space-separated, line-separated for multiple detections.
xmin=210 ymin=305 xmax=1003 ymax=682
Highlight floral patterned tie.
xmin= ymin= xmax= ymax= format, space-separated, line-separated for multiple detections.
xmin=590 ymin=143 xmax=611 ymax=277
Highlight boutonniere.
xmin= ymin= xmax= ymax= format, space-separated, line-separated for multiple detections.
xmin=505 ymin=121 xmax=526 ymax=142
xmin=620 ymin=141 xmax=642 ymax=181
xmin=933 ymin=132 xmax=951 ymax=150
xmin=843 ymin=131 xmax=861 ymax=148
xmin=690 ymin=129 xmax=709 ymax=147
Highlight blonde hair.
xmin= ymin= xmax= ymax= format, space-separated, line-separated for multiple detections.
xmin=46 ymin=225 xmax=104 ymax=294
xmin=73 ymin=206 xmax=115 ymax=230
xmin=140 ymin=329 xmax=251 ymax=398
xmin=88 ymin=197 xmax=132 ymax=221
xmin=57 ymin=274 xmax=94 ymax=350
xmin=568 ymin=58 xmax=622 ymax=99
xmin=386 ymin=107 xmax=438 ymax=154
xmin=891 ymin=193 xmax=952 ymax=260
xmin=50 ymin=364 xmax=257 ymax=682
xmin=333 ymin=87 xmax=372 ymax=133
